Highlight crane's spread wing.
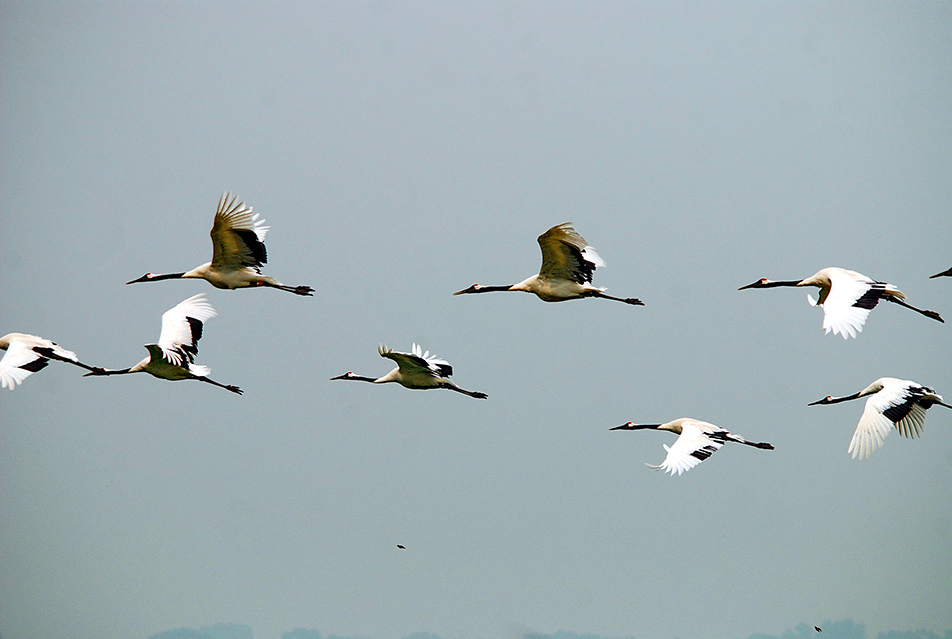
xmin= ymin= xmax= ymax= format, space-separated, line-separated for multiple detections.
xmin=815 ymin=270 xmax=883 ymax=339
xmin=210 ymin=192 xmax=270 ymax=270
xmin=0 ymin=339 xmax=50 ymax=389
xmin=648 ymin=423 xmax=724 ymax=476
xmin=155 ymin=294 xmax=217 ymax=366
xmin=378 ymin=344 xmax=452 ymax=378
xmin=849 ymin=382 xmax=930 ymax=458
xmin=537 ymin=223 xmax=605 ymax=285
xmin=848 ymin=399 xmax=895 ymax=460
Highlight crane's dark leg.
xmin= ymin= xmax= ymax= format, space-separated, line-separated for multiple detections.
xmin=259 ymin=282 xmax=314 ymax=296
xmin=444 ymin=383 xmax=488 ymax=399
xmin=33 ymin=347 xmax=105 ymax=374
xmin=196 ymin=376 xmax=244 ymax=395
xmin=588 ymin=291 xmax=645 ymax=306
xmin=886 ymin=297 xmax=944 ymax=323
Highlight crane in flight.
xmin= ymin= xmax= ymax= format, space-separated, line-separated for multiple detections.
xmin=331 ymin=344 xmax=488 ymax=399
xmin=126 ymin=192 xmax=314 ymax=296
xmin=1 ymin=333 xmax=101 ymax=390
xmin=610 ymin=418 xmax=774 ymax=475
xmin=84 ymin=294 xmax=242 ymax=394
xmin=739 ymin=266 xmax=942 ymax=338
xmin=454 ymin=223 xmax=643 ymax=305
xmin=808 ymin=377 xmax=950 ymax=459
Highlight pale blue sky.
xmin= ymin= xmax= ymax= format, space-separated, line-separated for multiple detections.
xmin=2 ymin=3 xmax=951 ymax=639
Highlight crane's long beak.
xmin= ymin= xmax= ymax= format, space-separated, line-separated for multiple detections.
xmin=808 ymin=392 xmax=861 ymax=406
xmin=83 ymin=367 xmax=129 ymax=377
xmin=610 ymin=422 xmax=659 ymax=431
xmin=738 ymin=280 xmax=762 ymax=291
xmin=453 ymin=284 xmax=479 ymax=295
xmin=126 ymin=273 xmax=149 ymax=285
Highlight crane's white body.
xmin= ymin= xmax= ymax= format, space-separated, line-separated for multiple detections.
xmin=126 ymin=193 xmax=313 ymax=295
xmin=454 ymin=223 xmax=643 ymax=305
xmin=809 ymin=377 xmax=951 ymax=459
xmin=611 ymin=417 xmax=774 ymax=476
xmin=331 ymin=344 xmax=488 ymax=399
xmin=740 ymin=266 xmax=942 ymax=339
xmin=0 ymin=333 xmax=96 ymax=390
xmin=86 ymin=294 xmax=241 ymax=394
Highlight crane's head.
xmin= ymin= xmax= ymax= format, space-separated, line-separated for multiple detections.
xmin=453 ymin=284 xmax=482 ymax=295
xmin=126 ymin=272 xmax=156 ymax=284
xmin=126 ymin=271 xmax=187 ymax=284
xmin=330 ymin=372 xmax=357 ymax=381
xmin=738 ymin=278 xmax=772 ymax=290
xmin=609 ymin=422 xmax=660 ymax=431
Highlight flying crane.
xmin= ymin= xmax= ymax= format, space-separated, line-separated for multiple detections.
xmin=611 ymin=418 xmax=774 ymax=475
xmin=84 ymin=294 xmax=242 ymax=394
xmin=808 ymin=377 xmax=950 ymax=459
xmin=331 ymin=344 xmax=488 ymax=399
xmin=454 ymin=223 xmax=643 ymax=305
xmin=126 ymin=192 xmax=314 ymax=296
xmin=739 ymin=266 xmax=942 ymax=338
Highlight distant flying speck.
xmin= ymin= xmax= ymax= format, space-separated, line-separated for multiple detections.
xmin=331 ymin=344 xmax=487 ymax=399
xmin=1 ymin=333 xmax=101 ymax=390
xmin=396 ymin=544 xmax=405 ymax=550
xmin=809 ymin=377 xmax=951 ymax=459
xmin=739 ymin=266 xmax=943 ymax=339
xmin=610 ymin=418 xmax=774 ymax=476
xmin=815 ymin=627 xmax=822 ymax=633
xmin=84 ymin=293 xmax=242 ymax=394
xmin=453 ymin=223 xmax=644 ymax=305
xmin=126 ymin=192 xmax=314 ymax=296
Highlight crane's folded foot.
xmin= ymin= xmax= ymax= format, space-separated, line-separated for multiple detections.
xmin=624 ymin=298 xmax=645 ymax=306
xmin=472 ymin=391 xmax=489 ymax=399
xmin=925 ymin=310 xmax=944 ymax=323
xmin=226 ymin=385 xmax=244 ymax=395
xmin=294 ymin=286 xmax=315 ymax=296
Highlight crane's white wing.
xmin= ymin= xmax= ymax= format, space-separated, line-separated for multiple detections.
xmin=378 ymin=344 xmax=452 ymax=378
xmin=848 ymin=400 xmax=895 ymax=460
xmin=537 ymin=223 xmax=605 ymax=285
xmin=648 ymin=423 xmax=724 ymax=476
xmin=0 ymin=334 xmax=79 ymax=390
xmin=849 ymin=381 xmax=931 ymax=459
xmin=0 ymin=340 xmax=49 ymax=389
xmin=155 ymin=294 xmax=217 ymax=366
xmin=210 ymin=192 xmax=270 ymax=270
xmin=815 ymin=269 xmax=880 ymax=339
xmin=410 ymin=343 xmax=452 ymax=377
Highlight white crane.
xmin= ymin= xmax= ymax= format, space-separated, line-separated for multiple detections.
xmin=808 ymin=377 xmax=951 ymax=459
xmin=930 ymin=267 xmax=952 ymax=279
xmin=1 ymin=333 xmax=101 ymax=390
xmin=739 ymin=266 xmax=943 ymax=338
xmin=453 ymin=223 xmax=644 ymax=305
xmin=610 ymin=418 xmax=774 ymax=475
xmin=331 ymin=344 xmax=488 ymax=399
xmin=84 ymin=294 xmax=242 ymax=394
xmin=126 ymin=192 xmax=314 ymax=296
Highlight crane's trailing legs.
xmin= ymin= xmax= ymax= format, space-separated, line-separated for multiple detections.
xmin=885 ymin=296 xmax=943 ymax=322
xmin=585 ymin=291 xmax=644 ymax=305
xmin=257 ymin=281 xmax=315 ymax=296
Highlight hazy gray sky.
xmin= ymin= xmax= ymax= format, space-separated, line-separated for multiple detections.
xmin=2 ymin=3 xmax=951 ymax=639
